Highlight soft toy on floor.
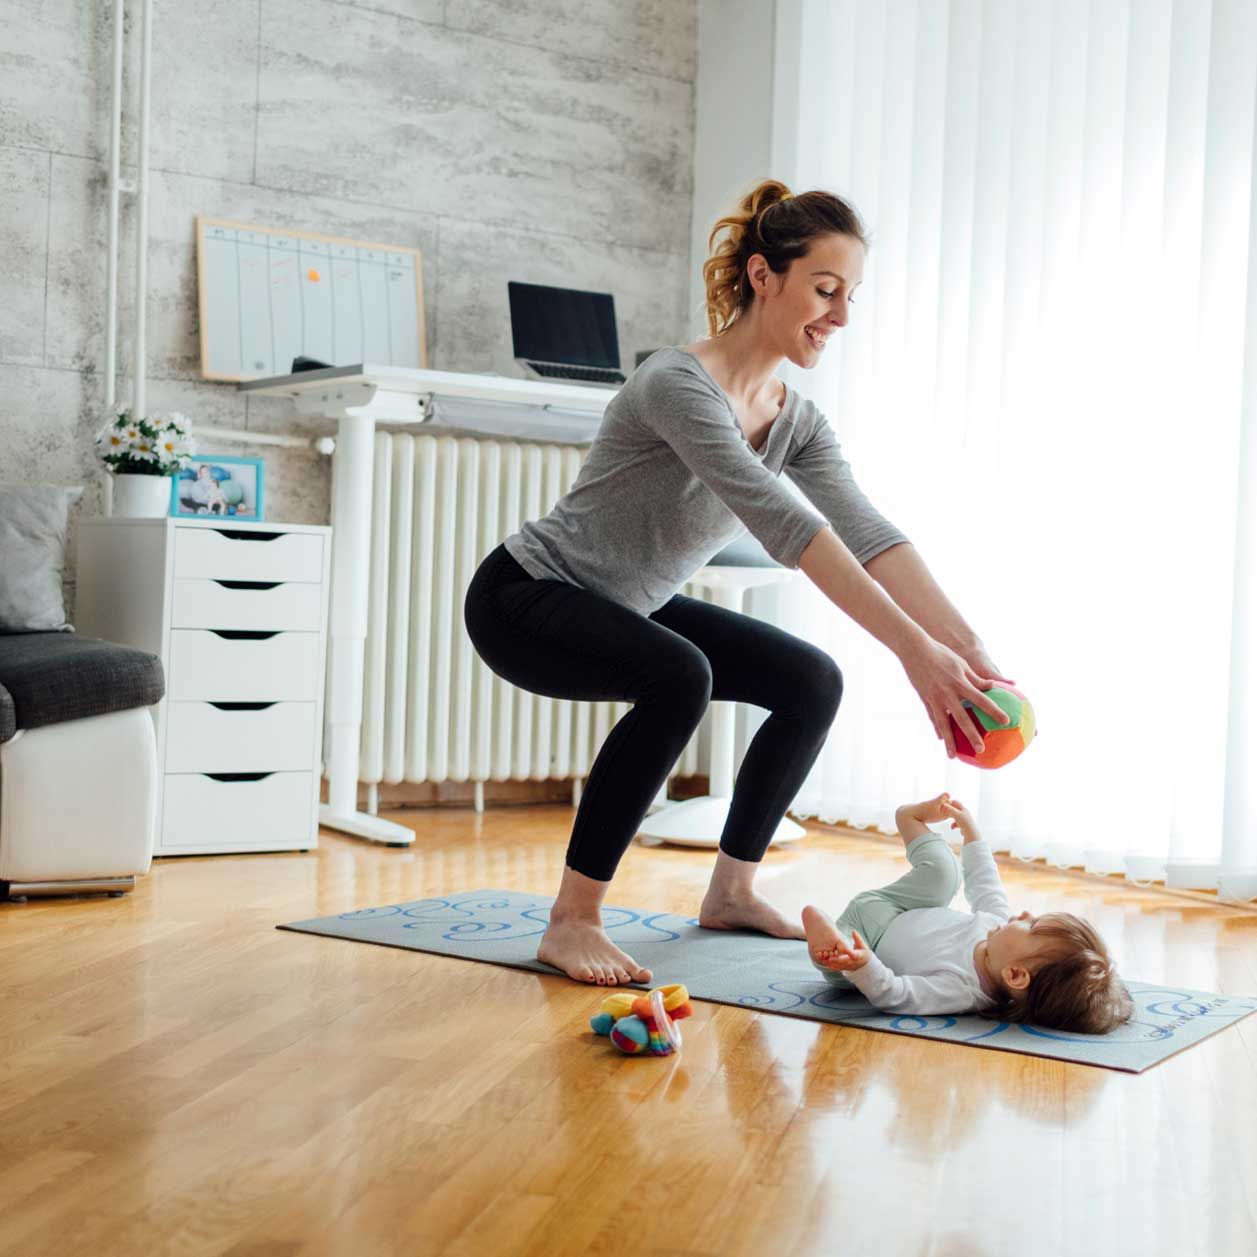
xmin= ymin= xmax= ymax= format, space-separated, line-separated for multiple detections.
xmin=590 ymin=983 xmax=692 ymax=1056
xmin=948 ymin=683 xmax=1037 ymax=769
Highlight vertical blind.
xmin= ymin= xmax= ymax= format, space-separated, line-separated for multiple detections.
xmin=774 ymin=0 xmax=1257 ymax=902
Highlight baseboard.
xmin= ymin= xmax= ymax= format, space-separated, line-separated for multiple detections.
xmin=319 ymin=775 xmax=712 ymax=811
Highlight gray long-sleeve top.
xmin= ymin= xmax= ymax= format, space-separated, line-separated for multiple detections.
xmin=502 ymin=347 xmax=909 ymax=616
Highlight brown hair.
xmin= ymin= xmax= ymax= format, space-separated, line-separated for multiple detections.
xmin=700 ymin=178 xmax=871 ymax=339
xmin=981 ymin=912 xmax=1135 ymax=1036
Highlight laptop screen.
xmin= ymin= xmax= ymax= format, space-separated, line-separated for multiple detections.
xmin=508 ymin=281 xmax=620 ymax=369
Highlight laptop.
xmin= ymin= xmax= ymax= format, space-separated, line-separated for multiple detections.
xmin=508 ymin=281 xmax=627 ymax=387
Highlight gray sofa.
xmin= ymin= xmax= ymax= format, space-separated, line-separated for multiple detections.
xmin=0 ymin=633 xmax=164 ymax=901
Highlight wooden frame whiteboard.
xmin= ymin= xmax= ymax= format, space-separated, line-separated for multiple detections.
xmin=196 ymin=216 xmax=427 ymax=382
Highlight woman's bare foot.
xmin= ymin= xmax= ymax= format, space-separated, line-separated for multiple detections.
xmin=698 ymin=889 xmax=806 ymax=939
xmin=538 ymin=864 xmax=652 ymax=986
xmin=802 ymin=904 xmax=846 ymax=969
xmin=537 ymin=919 xmax=652 ymax=986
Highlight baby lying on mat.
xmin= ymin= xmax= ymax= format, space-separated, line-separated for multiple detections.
xmin=803 ymin=793 xmax=1134 ymax=1034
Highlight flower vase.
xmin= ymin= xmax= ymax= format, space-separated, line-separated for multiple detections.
xmin=112 ymin=473 xmax=172 ymax=518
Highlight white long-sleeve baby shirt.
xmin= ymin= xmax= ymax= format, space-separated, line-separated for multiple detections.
xmin=844 ymin=840 xmax=1011 ymax=1016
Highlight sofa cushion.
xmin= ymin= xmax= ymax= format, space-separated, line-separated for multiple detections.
xmin=0 ymin=634 xmax=164 ymax=743
xmin=0 ymin=484 xmax=83 ymax=632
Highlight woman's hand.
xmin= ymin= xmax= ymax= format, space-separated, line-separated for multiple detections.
xmin=899 ymin=637 xmax=1012 ymax=759
xmin=958 ymin=642 xmax=1015 ymax=689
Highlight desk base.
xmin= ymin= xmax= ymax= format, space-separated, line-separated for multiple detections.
xmin=635 ymin=796 xmax=806 ymax=849
xmin=319 ymin=805 xmax=415 ymax=847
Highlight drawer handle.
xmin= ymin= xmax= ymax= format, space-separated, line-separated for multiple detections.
xmin=213 ymin=529 xmax=283 ymax=542
xmin=203 ymin=772 xmax=276 ymax=783
xmin=209 ymin=630 xmax=281 ymax=640
xmin=208 ymin=701 xmax=278 ymax=711
xmin=213 ymin=580 xmax=282 ymax=591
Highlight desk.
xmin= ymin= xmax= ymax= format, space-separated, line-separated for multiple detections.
xmin=240 ymin=365 xmax=614 ymax=845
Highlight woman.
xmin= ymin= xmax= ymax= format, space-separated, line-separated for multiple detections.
xmin=464 ymin=180 xmax=1013 ymax=987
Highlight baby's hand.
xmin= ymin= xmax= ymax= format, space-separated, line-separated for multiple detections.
xmin=813 ymin=927 xmax=870 ymax=973
xmin=941 ymin=797 xmax=979 ymax=841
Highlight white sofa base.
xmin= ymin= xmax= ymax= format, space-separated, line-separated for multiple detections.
xmin=0 ymin=707 xmax=156 ymax=895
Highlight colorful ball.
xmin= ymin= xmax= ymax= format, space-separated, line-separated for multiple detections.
xmin=948 ymin=684 xmax=1036 ymax=769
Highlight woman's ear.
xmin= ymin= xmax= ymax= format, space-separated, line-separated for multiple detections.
xmin=745 ymin=252 xmax=770 ymax=294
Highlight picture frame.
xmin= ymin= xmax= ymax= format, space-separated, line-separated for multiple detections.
xmin=170 ymin=454 xmax=265 ymax=521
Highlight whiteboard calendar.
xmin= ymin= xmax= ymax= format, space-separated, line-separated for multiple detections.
xmin=196 ymin=217 xmax=427 ymax=382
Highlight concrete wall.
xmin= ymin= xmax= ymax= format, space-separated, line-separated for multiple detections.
xmin=689 ymin=0 xmax=808 ymax=348
xmin=688 ymin=0 xmax=775 ymax=342
xmin=0 ymin=0 xmax=699 ymax=590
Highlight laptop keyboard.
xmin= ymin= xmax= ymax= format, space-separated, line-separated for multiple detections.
xmin=531 ymin=362 xmax=626 ymax=384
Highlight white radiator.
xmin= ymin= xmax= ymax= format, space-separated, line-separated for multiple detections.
xmin=358 ymin=433 xmax=707 ymax=807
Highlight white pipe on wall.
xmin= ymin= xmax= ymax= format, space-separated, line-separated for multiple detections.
xmin=104 ymin=0 xmax=124 ymax=410
xmin=103 ymin=0 xmax=126 ymax=517
xmin=132 ymin=0 xmax=154 ymax=421
xmin=195 ymin=426 xmax=335 ymax=455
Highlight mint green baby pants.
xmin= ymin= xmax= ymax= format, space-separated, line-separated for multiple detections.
xmin=814 ymin=833 xmax=963 ymax=987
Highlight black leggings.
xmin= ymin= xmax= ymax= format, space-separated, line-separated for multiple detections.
xmin=463 ymin=544 xmax=843 ymax=882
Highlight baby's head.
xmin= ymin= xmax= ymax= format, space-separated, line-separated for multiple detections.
xmin=982 ymin=910 xmax=1133 ymax=1034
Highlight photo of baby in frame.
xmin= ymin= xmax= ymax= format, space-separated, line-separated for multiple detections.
xmin=171 ymin=454 xmax=265 ymax=520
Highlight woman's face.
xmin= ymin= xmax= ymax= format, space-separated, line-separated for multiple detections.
xmin=749 ymin=232 xmax=865 ymax=369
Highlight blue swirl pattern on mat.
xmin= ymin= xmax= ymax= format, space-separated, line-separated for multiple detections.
xmin=284 ymin=888 xmax=1257 ymax=1073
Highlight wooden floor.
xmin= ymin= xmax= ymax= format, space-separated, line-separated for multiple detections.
xmin=2 ymin=805 xmax=1256 ymax=1257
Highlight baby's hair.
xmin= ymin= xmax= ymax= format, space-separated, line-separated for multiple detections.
xmin=700 ymin=178 xmax=871 ymax=339
xmin=981 ymin=912 xmax=1134 ymax=1035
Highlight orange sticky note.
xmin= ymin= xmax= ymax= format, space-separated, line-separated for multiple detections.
xmin=307 ymin=268 xmax=321 ymax=282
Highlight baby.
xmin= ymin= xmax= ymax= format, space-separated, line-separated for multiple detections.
xmin=803 ymin=792 xmax=1134 ymax=1034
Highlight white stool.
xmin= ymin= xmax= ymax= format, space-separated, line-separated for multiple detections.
xmin=637 ymin=563 xmax=807 ymax=850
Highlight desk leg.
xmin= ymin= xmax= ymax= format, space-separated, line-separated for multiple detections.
xmin=319 ymin=402 xmax=414 ymax=846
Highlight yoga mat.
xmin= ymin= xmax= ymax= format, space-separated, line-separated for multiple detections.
xmin=278 ymin=890 xmax=1257 ymax=1073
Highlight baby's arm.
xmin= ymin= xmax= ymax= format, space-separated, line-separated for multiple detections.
xmin=942 ymin=798 xmax=1011 ymax=919
xmin=845 ymin=954 xmax=979 ymax=1017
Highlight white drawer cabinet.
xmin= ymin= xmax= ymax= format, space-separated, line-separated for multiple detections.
xmin=163 ymin=702 xmax=318 ymax=774
xmin=160 ymin=772 xmax=316 ymax=850
xmin=75 ymin=518 xmax=331 ymax=856
xmin=172 ymin=579 xmax=324 ymax=631
xmin=168 ymin=630 xmax=323 ymax=701
xmin=173 ymin=527 xmax=324 ymax=582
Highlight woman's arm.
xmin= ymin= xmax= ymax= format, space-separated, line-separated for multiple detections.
xmin=797 ymin=527 xmax=929 ymax=659
xmin=866 ymin=542 xmax=1012 ymax=684
xmin=865 ymin=542 xmax=978 ymax=654
xmin=798 ymin=528 xmax=1010 ymax=757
